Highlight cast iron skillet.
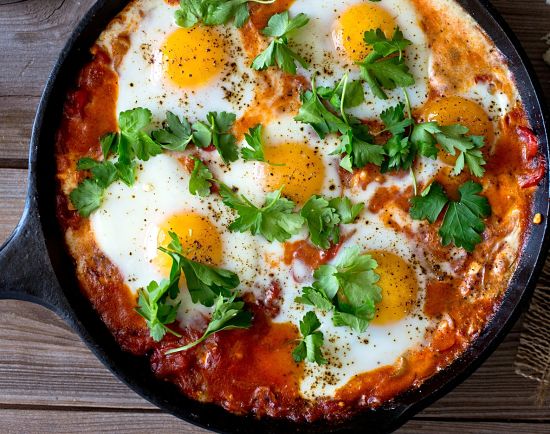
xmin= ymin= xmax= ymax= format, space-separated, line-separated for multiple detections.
xmin=0 ymin=0 xmax=548 ymax=432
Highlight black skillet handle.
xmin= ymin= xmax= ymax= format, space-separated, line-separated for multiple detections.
xmin=0 ymin=194 xmax=69 ymax=316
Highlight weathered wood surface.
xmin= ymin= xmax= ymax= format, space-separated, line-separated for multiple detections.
xmin=0 ymin=0 xmax=549 ymax=432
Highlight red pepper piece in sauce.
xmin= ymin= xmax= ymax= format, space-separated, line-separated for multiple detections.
xmin=516 ymin=126 xmax=546 ymax=188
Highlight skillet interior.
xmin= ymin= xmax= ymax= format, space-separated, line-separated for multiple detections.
xmin=2 ymin=0 xmax=549 ymax=432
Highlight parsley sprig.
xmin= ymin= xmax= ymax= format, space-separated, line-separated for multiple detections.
xmin=300 ymin=196 xmax=364 ymax=249
xmin=166 ymin=294 xmax=252 ymax=354
xmin=137 ymin=231 xmax=252 ymax=344
xmin=189 ymin=157 xmax=214 ymax=197
xmin=410 ymin=181 xmax=491 ymax=251
xmin=219 ymin=184 xmax=305 ymax=242
xmin=191 ymin=111 xmax=239 ymax=164
xmin=240 ymin=124 xmax=284 ymax=165
xmin=70 ymin=108 xmax=161 ymax=216
xmin=295 ymin=74 xmax=385 ymax=172
xmin=296 ymin=247 xmax=382 ymax=333
xmin=175 ymin=0 xmax=275 ymax=29
xmin=292 ymin=311 xmax=327 ymax=365
xmin=358 ymin=28 xmax=415 ymax=100
xmin=251 ymin=11 xmax=309 ymax=74
xmin=159 ymin=231 xmax=240 ymax=306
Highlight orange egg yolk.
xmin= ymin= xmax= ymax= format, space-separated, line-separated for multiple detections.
xmin=262 ymin=142 xmax=325 ymax=205
xmin=154 ymin=213 xmax=222 ymax=275
xmin=369 ymin=250 xmax=419 ymax=325
xmin=420 ymin=96 xmax=494 ymax=165
xmin=162 ymin=26 xmax=226 ymax=89
xmin=332 ymin=4 xmax=396 ymax=62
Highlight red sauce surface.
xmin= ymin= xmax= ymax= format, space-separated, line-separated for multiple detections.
xmin=55 ymin=0 xmax=544 ymax=424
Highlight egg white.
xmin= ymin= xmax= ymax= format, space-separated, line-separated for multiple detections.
xmin=90 ymin=154 xmax=263 ymax=326
xmin=112 ymin=0 xmax=255 ymax=124
xmin=288 ymin=0 xmax=430 ymax=118
xmin=201 ymin=114 xmax=343 ymax=206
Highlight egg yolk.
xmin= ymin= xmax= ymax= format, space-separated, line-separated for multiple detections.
xmin=332 ymin=4 xmax=396 ymax=62
xmin=262 ymin=142 xmax=325 ymax=205
xmin=162 ymin=26 xmax=226 ymax=89
xmin=154 ymin=213 xmax=222 ymax=275
xmin=369 ymin=250 xmax=419 ymax=325
xmin=419 ymin=96 xmax=494 ymax=165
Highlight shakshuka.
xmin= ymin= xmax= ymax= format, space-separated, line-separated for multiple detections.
xmin=55 ymin=0 xmax=545 ymax=423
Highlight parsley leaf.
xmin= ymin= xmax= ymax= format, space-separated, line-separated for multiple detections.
xmin=152 ymin=111 xmax=193 ymax=151
xmin=189 ymin=157 xmax=214 ymax=197
xmin=292 ymin=311 xmax=327 ymax=365
xmin=300 ymin=195 xmax=364 ymax=249
xmin=294 ymin=76 xmax=348 ymax=139
xmin=136 ymin=279 xmax=182 ymax=342
xmin=296 ymin=74 xmax=384 ymax=171
xmin=380 ymin=102 xmax=414 ymax=136
xmin=219 ymin=184 xmax=305 ymax=242
xmin=165 ymin=294 xmax=252 ymax=354
xmin=410 ymin=122 xmax=486 ymax=176
xmin=118 ymin=108 xmax=162 ymax=161
xmin=70 ymin=108 xmax=160 ymax=216
xmin=439 ymin=181 xmax=491 ymax=251
xmin=329 ymin=196 xmax=364 ymax=224
xmin=251 ymin=12 xmax=309 ymax=74
xmin=363 ymin=27 xmax=412 ymax=59
xmin=69 ymin=179 xmax=104 ymax=218
xmin=410 ymin=181 xmax=491 ymax=251
xmin=410 ymin=182 xmax=449 ymax=223
xmin=358 ymin=28 xmax=415 ymax=99
xmin=435 ymin=125 xmax=486 ymax=177
xmin=175 ymin=0 xmax=274 ymax=29
xmin=300 ymin=196 xmax=341 ymax=249
xmin=317 ymin=78 xmax=365 ymax=110
xmin=297 ymin=247 xmax=381 ymax=333
xmin=192 ymin=112 xmax=239 ymax=164
xmin=159 ymin=231 xmax=240 ymax=306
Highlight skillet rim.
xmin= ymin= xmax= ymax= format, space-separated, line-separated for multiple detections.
xmin=5 ymin=0 xmax=550 ymax=432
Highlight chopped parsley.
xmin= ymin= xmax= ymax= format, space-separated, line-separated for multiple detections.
xmin=159 ymin=231 xmax=240 ymax=306
xmin=358 ymin=28 xmax=415 ymax=99
xmin=410 ymin=181 xmax=491 ymax=251
xmin=219 ymin=184 xmax=305 ymax=242
xmin=296 ymin=247 xmax=382 ymax=333
xmin=70 ymin=108 xmax=160 ymax=216
xmin=300 ymin=195 xmax=364 ymax=249
xmin=295 ymin=74 xmax=385 ymax=171
xmin=251 ymin=11 xmax=309 ymax=74
xmin=192 ymin=111 xmax=239 ymax=164
xmin=137 ymin=231 xmax=250 ymax=342
xmin=152 ymin=111 xmax=193 ymax=152
xmin=189 ymin=157 xmax=214 ymax=197
xmin=292 ymin=311 xmax=327 ymax=365
xmin=165 ymin=294 xmax=252 ymax=354
xmin=175 ymin=0 xmax=275 ymax=28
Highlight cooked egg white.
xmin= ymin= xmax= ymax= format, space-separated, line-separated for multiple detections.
xmin=273 ymin=207 xmax=433 ymax=398
xmin=288 ymin=0 xmax=431 ymax=118
xmin=90 ymin=154 xmax=264 ymax=327
xmin=202 ymin=114 xmax=343 ymax=206
xmin=101 ymin=0 xmax=256 ymax=123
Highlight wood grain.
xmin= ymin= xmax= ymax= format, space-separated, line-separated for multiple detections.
xmin=3 ymin=409 xmax=547 ymax=434
xmin=1 ymin=0 xmax=550 ymax=432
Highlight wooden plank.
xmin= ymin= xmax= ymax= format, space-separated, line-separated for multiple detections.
xmin=0 ymin=169 xmax=27 ymax=242
xmin=0 ymin=409 xmax=546 ymax=434
xmin=0 ymin=299 xmax=549 ymax=420
xmin=0 ymin=0 xmax=548 ymax=163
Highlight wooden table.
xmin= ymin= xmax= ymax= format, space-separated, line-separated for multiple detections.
xmin=1 ymin=0 xmax=549 ymax=432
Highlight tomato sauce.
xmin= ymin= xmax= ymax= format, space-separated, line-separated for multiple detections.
xmin=55 ymin=0 xmax=544 ymax=424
